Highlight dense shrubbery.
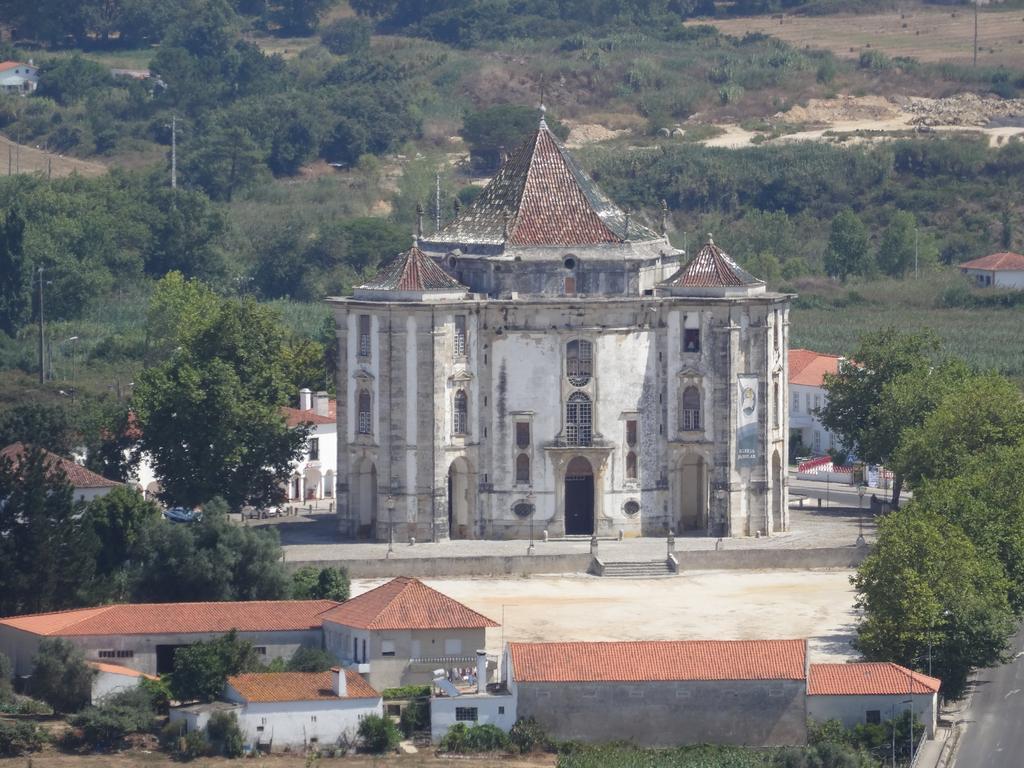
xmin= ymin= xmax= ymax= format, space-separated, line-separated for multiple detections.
xmin=439 ymin=722 xmax=511 ymax=753
xmin=358 ymin=714 xmax=401 ymax=754
xmin=69 ymin=687 xmax=160 ymax=749
xmin=0 ymin=720 xmax=46 ymax=757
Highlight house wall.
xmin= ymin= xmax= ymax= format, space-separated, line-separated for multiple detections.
xmin=808 ymin=692 xmax=938 ymax=738
xmin=289 ymin=421 xmax=338 ymax=501
xmin=789 ymin=383 xmax=839 ymax=457
xmin=91 ymin=670 xmax=144 ymax=704
xmin=75 ymin=486 xmax=116 ymax=504
xmin=962 ymin=268 xmax=1024 ymax=290
xmin=0 ymin=626 xmax=43 ymax=676
xmin=515 ymin=678 xmax=807 ymax=746
xmin=431 ymin=692 xmax=516 ymax=741
xmin=226 ymin=696 xmax=383 ymax=750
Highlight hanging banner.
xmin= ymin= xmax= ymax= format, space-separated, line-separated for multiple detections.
xmin=736 ymin=374 xmax=759 ymax=465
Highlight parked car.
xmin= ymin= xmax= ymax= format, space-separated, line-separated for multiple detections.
xmin=163 ymin=506 xmax=202 ymax=523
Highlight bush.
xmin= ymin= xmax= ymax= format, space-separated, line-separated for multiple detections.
xmin=0 ymin=720 xmax=46 ymax=757
xmin=509 ymin=717 xmax=553 ymax=754
xmin=399 ymin=697 xmax=430 ymax=737
xmin=286 ymin=646 xmax=336 ymax=673
xmin=31 ymin=637 xmax=93 ymax=713
xmin=321 ymin=18 xmax=373 ymax=55
xmin=70 ymin=700 xmax=155 ymax=749
xmin=381 ymin=684 xmax=431 ymax=700
xmin=207 ymin=710 xmax=244 ymax=758
xmin=180 ymin=729 xmax=210 ymax=760
xmin=0 ymin=652 xmax=12 ymax=701
xmin=358 ymin=713 xmax=400 ymax=753
xmin=439 ymin=722 xmax=511 ymax=753
xmin=290 ymin=566 xmax=350 ymax=601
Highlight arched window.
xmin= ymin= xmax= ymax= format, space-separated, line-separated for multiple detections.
xmin=357 ymin=390 xmax=372 ymax=435
xmin=681 ymin=386 xmax=701 ymax=431
xmin=566 ymin=340 xmax=593 ymax=386
xmin=515 ymin=454 xmax=530 ymax=484
xmin=453 ymin=390 xmax=468 ymax=435
xmin=566 ymin=392 xmax=593 ymax=446
xmin=626 ymin=451 xmax=638 ymax=481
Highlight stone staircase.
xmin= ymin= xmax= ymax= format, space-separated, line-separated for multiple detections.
xmin=595 ymin=559 xmax=676 ymax=578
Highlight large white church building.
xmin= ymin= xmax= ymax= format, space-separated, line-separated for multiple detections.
xmin=327 ymin=115 xmax=789 ymax=540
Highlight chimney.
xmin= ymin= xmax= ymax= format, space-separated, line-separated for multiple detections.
xmin=331 ymin=666 xmax=347 ymax=697
xmin=314 ymin=391 xmax=329 ymax=417
xmin=299 ymin=388 xmax=312 ymax=411
xmin=476 ymin=650 xmax=487 ymax=695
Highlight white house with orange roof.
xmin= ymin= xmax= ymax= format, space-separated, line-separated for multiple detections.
xmin=0 ymin=61 xmax=38 ymax=93
xmin=788 ymin=349 xmax=846 ymax=459
xmin=281 ymin=388 xmax=337 ymax=502
xmin=1 ymin=442 xmax=121 ymax=503
xmin=215 ymin=667 xmax=382 ymax=751
xmin=0 ymin=600 xmax=339 ymax=677
xmin=87 ymin=660 xmax=159 ymax=704
xmin=959 ymin=251 xmax=1024 ymax=290
xmin=808 ymin=662 xmax=941 ymax=737
xmin=321 ymin=576 xmax=498 ymax=690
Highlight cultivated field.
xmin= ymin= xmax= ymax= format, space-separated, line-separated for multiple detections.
xmin=0 ymin=134 xmax=107 ymax=178
xmin=697 ymin=8 xmax=1024 ymax=66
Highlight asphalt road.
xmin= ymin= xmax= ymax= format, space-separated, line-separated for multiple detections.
xmin=953 ymin=625 xmax=1024 ymax=768
xmin=789 ymin=477 xmax=881 ymax=509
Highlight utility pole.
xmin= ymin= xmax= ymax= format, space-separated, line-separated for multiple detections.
xmin=170 ymin=115 xmax=177 ymax=190
xmin=973 ymin=0 xmax=979 ymax=67
xmin=37 ymin=266 xmax=44 ymax=384
xmin=914 ymin=226 xmax=919 ymax=279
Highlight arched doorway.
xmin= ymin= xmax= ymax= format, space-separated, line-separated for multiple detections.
xmin=771 ymin=450 xmax=783 ymax=533
xmin=678 ymin=454 xmax=708 ymax=532
xmin=448 ymin=458 xmax=472 ymax=539
xmin=564 ymin=456 xmax=594 ymax=535
xmin=352 ymin=458 xmax=378 ymax=539
xmin=304 ymin=466 xmax=322 ymax=500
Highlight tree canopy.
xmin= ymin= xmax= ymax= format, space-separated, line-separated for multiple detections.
xmin=170 ymin=630 xmax=264 ymax=702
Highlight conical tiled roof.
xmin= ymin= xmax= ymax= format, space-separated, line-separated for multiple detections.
xmin=662 ymin=236 xmax=762 ymax=289
xmin=425 ymin=120 xmax=657 ymax=248
xmin=357 ymin=245 xmax=467 ymax=293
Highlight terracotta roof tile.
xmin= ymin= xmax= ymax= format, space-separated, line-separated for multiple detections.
xmin=788 ymin=349 xmax=842 ymax=387
xmin=425 ymin=120 xmax=657 ymax=248
xmin=321 ymin=577 xmax=498 ymax=631
xmin=509 ymin=640 xmax=807 ymax=683
xmin=281 ymin=401 xmax=336 ymax=427
xmin=0 ymin=61 xmax=30 ymax=73
xmin=227 ymin=669 xmax=379 ymax=702
xmin=0 ymin=442 xmax=121 ymax=489
xmin=662 ymin=237 xmax=761 ymax=289
xmin=808 ymin=663 xmax=940 ymax=695
xmin=959 ymin=251 xmax=1024 ymax=271
xmin=358 ymin=246 xmax=467 ymax=293
xmin=87 ymin=660 xmax=159 ymax=680
xmin=0 ymin=600 xmax=339 ymax=637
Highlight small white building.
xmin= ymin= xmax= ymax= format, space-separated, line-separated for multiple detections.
xmin=0 ymin=61 xmax=38 ymax=94
xmin=959 ymin=251 xmax=1024 ymax=290
xmin=321 ymin=576 xmax=498 ymax=691
xmin=223 ymin=667 xmax=382 ymax=751
xmin=430 ymin=648 xmax=516 ymax=742
xmin=788 ymin=349 xmax=844 ymax=459
xmin=88 ymin=660 xmax=158 ymax=704
xmin=282 ymin=389 xmax=337 ymax=502
xmin=1 ymin=442 xmax=121 ymax=503
xmin=807 ymin=662 xmax=941 ymax=738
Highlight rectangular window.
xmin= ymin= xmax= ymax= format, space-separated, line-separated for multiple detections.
xmin=792 ymin=393 xmax=799 ymax=413
xmin=380 ymin=640 xmax=396 ymax=657
xmin=866 ymin=710 xmax=881 ymax=725
xmin=515 ymin=421 xmax=530 ymax=449
xmin=455 ymin=707 xmax=478 ymax=722
xmin=358 ymin=314 xmax=371 ymax=358
xmin=683 ymin=328 xmax=701 ymax=354
xmin=254 ymin=647 xmax=267 ymax=655
xmin=454 ymin=315 xmax=467 ymax=358
xmin=353 ymin=637 xmax=358 ymax=662
xmin=564 ymin=276 xmax=576 ymax=295
xmin=98 ymin=650 xmax=115 ymax=659
xmin=309 ymin=437 xmax=319 ymax=461
xmin=805 ymin=394 xmax=811 ymax=413
xmin=386 ymin=703 xmax=401 ymax=717
xmin=361 ymin=639 xmax=367 ymax=662
xmin=814 ymin=394 xmax=821 ymax=411
xmin=626 ymin=419 xmax=638 ymax=447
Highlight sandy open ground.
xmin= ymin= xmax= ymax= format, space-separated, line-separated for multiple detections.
xmin=354 ymin=569 xmax=859 ymax=664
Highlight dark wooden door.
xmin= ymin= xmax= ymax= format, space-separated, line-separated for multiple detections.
xmin=565 ymin=471 xmax=594 ymax=535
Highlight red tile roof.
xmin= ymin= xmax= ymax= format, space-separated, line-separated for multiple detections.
xmin=425 ymin=120 xmax=657 ymax=248
xmin=227 ymin=668 xmax=379 ymax=702
xmin=281 ymin=401 xmax=336 ymax=427
xmin=358 ymin=246 xmax=467 ymax=293
xmin=0 ymin=600 xmax=339 ymax=637
xmin=959 ymin=251 xmax=1024 ymax=271
xmin=87 ymin=660 xmax=159 ymax=680
xmin=0 ymin=442 xmax=121 ymax=489
xmin=789 ymin=348 xmax=842 ymax=388
xmin=0 ymin=61 xmax=31 ymax=73
xmin=662 ymin=237 xmax=761 ymax=288
xmin=320 ymin=577 xmax=498 ymax=631
xmin=508 ymin=639 xmax=807 ymax=683
xmin=808 ymin=663 xmax=940 ymax=696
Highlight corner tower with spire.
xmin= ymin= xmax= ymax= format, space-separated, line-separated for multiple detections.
xmin=327 ymin=106 xmax=791 ymax=545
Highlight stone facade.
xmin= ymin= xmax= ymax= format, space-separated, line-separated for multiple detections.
xmin=328 ymin=117 xmax=789 ymax=541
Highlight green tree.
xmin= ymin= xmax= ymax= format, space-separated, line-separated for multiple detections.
xmin=206 ymin=710 xmax=244 ymax=757
xmin=824 ymin=209 xmax=872 ymax=282
xmin=286 ymin=646 xmax=336 ymax=672
xmin=0 ymin=445 xmax=99 ymax=616
xmin=182 ymin=122 xmax=265 ymax=202
xmin=461 ymin=105 xmax=568 ymax=171
xmin=0 ymin=651 xmax=12 ymax=701
xmin=0 ymin=403 xmax=74 ymax=455
xmin=84 ymin=486 xmax=161 ymax=580
xmin=0 ymin=207 xmax=28 ymax=336
xmin=30 ymin=638 xmax=93 ymax=713
xmin=37 ymin=56 xmax=112 ymax=106
xmin=320 ymin=17 xmax=373 ymax=54
xmin=135 ymin=296 xmax=307 ymax=509
xmin=819 ymin=329 xmax=944 ymax=506
xmin=170 ymin=630 xmax=263 ymax=702
xmin=291 ymin=566 xmax=350 ymax=601
xmin=273 ymin=0 xmax=338 ymax=33
xmin=853 ymin=504 xmax=1015 ymax=698
xmin=876 ymin=210 xmax=916 ymax=278
xmin=358 ymin=713 xmax=400 ymax=753
xmin=144 ymin=271 xmax=221 ymax=362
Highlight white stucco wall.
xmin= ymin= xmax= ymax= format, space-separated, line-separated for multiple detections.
xmin=962 ymin=268 xmax=1024 ymax=290
xmin=431 ymin=692 xmax=517 ymax=742
xmin=226 ymin=696 xmax=383 ymax=750
xmin=91 ymin=670 xmax=145 ymax=704
xmin=808 ymin=692 xmax=938 ymax=738
xmin=790 ymin=383 xmax=839 ymax=457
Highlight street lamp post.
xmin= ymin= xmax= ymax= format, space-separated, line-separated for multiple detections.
xmin=527 ymin=493 xmax=536 ymax=555
xmin=856 ymin=482 xmax=866 ymax=546
xmin=386 ymin=495 xmax=395 ymax=558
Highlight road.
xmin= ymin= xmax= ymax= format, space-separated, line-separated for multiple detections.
xmin=788 ymin=476 xmax=889 ymax=509
xmin=953 ymin=626 xmax=1024 ymax=768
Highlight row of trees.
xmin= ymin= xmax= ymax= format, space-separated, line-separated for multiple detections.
xmin=821 ymin=329 xmax=1024 ymax=697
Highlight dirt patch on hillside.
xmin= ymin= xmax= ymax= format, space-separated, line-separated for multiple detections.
xmin=0 ymin=133 xmax=107 ymax=178
xmin=564 ymin=122 xmax=632 ymax=147
xmin=783 ymin=95 xmax=899 ymax=124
